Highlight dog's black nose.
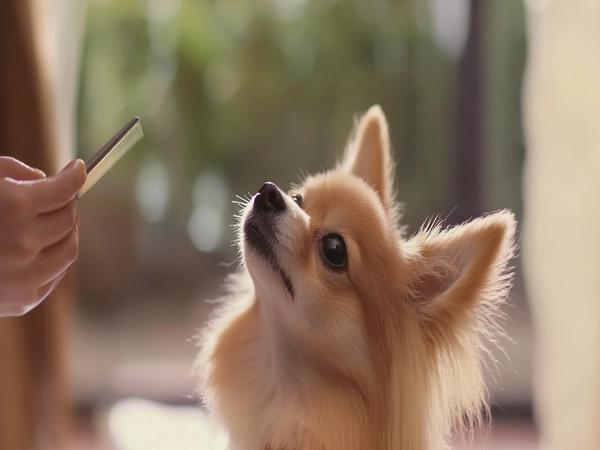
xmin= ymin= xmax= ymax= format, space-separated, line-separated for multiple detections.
xmin=255 ymin=182 xmax=286 ymax=212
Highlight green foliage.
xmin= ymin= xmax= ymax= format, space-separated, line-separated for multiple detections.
xmin=77 ymin=0 xmax=525 ymax=232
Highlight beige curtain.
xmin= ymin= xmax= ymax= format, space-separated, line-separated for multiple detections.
xmin=0 ymin=1 xmax=85 ymax=449
xmin=522 ymin=1 xmax=600 ymax=449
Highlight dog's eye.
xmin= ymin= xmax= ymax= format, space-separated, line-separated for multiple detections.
xmin=321 ymin=234 xmax=347 ymax=268
xmin=292 ymin=194 xmax=302 ymax=207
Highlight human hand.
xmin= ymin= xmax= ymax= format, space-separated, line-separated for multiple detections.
xmin=0 ymin=157 xmax=86 ymax=317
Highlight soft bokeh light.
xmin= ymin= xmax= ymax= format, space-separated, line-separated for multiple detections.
xmin=192 ymin=171 xmax=229 ymax=210
xmin=429 ymin=0 xmax=470 ymax=58
xmin=187 ymin=171 xmax=229 ymax=253
xmin=108 ymin=398 xmax=228 ymax=450
xmin=187 ymin=204 xmax=225 ymax=253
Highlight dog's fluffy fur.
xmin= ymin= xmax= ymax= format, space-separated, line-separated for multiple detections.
xmin=197 ymin=106 xmax=516 ymax=450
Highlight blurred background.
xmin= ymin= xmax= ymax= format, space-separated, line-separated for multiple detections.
xmin=73 ymin=0 xmax=532 ymax=448
xmin=8 ymin=0 xmax=600 ymax=449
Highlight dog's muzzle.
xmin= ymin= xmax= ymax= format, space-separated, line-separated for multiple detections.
xmin=243 ymin=182 xmax=285 ymax=256
xmin=243 ymin=182 xmax=294 ymax=297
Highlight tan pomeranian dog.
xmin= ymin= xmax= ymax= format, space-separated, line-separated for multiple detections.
xmin=197 ymin=106 xmax=516 ymax=450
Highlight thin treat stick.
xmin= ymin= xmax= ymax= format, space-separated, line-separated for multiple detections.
xmin=78 ymin=117 xmax=144 ymax=198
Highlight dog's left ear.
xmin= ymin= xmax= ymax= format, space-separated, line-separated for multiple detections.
xmin=409 ymin=210 xmax=517 ymax=335
xmin=342 ymin=105 xmax=395 ymax=214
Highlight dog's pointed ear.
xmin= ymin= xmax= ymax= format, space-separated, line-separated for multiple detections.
xmin=342 ymin=105 xmax=395 ymax=213
xmin=410 ymin=211 xmax=517 ymax=332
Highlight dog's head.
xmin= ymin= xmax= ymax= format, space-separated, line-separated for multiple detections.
xmin=238 ymin=107 xmax=403 ymax=379
xmin=237 ymin=106 xmax=515 ymax=435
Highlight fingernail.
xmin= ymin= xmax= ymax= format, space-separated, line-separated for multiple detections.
xmin=64 ymin=159 xmax=85 ymax=171
xmin=34 ymin=168 xmax=46 ymax=177
xmin=77 ymin=159 xmax=87 ymax=176
xmin=72 ymin=159 xmax=85 ymax=171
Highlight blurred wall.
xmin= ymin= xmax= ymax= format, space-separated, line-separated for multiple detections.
xmin=523 ymin=0 xmax=600 ymax=449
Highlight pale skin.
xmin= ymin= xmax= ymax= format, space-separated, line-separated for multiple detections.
xmin=0 ymin=157 xmax=86 ymax=317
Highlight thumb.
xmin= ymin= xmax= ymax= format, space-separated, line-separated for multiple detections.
xmin=0 ymin=156 xmax=46 ymax=180
xmin=30 ymin=159 xmax=86 ymax=213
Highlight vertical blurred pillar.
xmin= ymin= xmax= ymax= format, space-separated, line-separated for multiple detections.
xmin=0 ymin=0 xmax=86 ymax=449
xmin=451 ymin=0 xmax=483 ymax=224
xmin=522 ymin=1 xmax=600 ymax=449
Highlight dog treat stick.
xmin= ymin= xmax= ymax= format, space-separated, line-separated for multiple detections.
xmin=77 ymin=117 xmax=144 ymax=198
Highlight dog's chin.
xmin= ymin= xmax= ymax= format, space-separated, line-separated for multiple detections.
xmin=243 ymin=214 xmax=294 ymax=298
xmin=244 ymin=250 xmax=295 ymax=299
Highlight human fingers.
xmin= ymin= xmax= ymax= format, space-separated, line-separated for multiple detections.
xmin=32 ymin=221 xmax=79 ymax=286
xmin=0 ymin=269 xmax=64 ymax=317
xmin=36 ymin=270 xmax=67 ymax=306
xmin=0 ymin=273 xmax=41 ymax=317
xmin=29 ymin=159 xmax=86 ymax=214
xmin=0 ymin=299 xmax=30 ymax=318
xmin=35 ymin=199 xmax=78 ymax=249
xmin=0 ymin=156 xmax=46 ymax=180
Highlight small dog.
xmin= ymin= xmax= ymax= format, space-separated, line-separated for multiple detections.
xmin=197 ymin=106 xmax=516 ymax=450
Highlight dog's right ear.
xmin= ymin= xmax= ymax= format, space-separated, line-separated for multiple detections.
xmin=342 ymin=105 xmax=396 ymax=215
